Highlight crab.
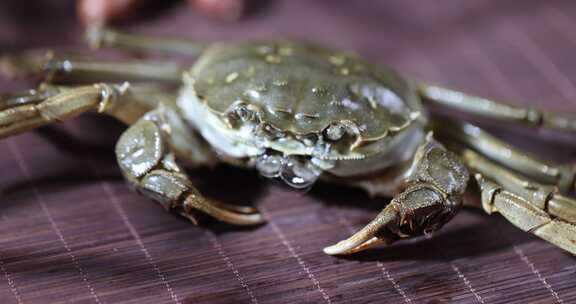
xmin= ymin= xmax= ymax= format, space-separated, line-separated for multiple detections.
xmin=1 ymin=27 xmax=576 ymax=256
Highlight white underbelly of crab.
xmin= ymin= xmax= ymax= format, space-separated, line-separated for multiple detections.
xmin=178 ymin=90 xmax=264 ymax=158
xmin=178 ymin=88 xmax=425 ymax=189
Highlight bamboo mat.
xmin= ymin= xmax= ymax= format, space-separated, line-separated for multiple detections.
xmin=1 ymin=1 xmax=576 ymax=303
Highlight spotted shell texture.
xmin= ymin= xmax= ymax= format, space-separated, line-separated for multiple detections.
xmin=190 ymin=41 xmax=422 ymax=142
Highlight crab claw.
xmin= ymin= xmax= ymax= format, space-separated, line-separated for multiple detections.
xmin=180 ymin=196 xmax=265 ymax=226
xmin=325 ymin=183 xmax=460 ymax=255
xmin=324 ymin=204 xmax=400 ymax=255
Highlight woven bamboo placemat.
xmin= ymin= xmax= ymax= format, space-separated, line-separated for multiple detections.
xmin=1 ymin=1 xmax=575 ymax=303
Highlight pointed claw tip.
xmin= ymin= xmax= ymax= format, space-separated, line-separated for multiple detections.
xmin=229 ymin=212 xmax=266 ymax=226
xmin=248 ymin=213 xmax=266 ymax=225
xmin=323 ymin=244 xmax=342 ymax=256
xmin=323 ymin=240 xmax=352 ymax=256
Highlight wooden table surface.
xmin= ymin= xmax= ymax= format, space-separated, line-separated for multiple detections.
xmin=0 ymin=1 xmax=575 ymax=303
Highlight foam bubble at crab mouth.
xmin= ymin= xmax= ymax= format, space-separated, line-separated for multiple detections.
xmin=256 ymin=152 xmax=322 ymax=189
xmin=255 ymin=153 xmax=283 ymax=178
xmin=281 ymin=156 xmax=322 ymax=189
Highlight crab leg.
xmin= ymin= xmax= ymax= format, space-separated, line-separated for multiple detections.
xmin=434 ymin=119 xmax=576 ymax=193
xmin=86 ymin=26 xmax=208 ymax=56
xmin=474 ymin=173 xmax=576 ymax=254
xmin=462 ymin=149 xmax=576 ymax=224
xmin=435 ymin=122 xmax=576 ymax=254
xmin=418 ymin=83 xmax=576 ymax=133
xmin=115 ymin=108 xmax=263 ymax=226
xmin=0 ymin=83 xmax=125 ymax=139
xmin=0 ymin=51 xmax=183 ymax=84
xmin=0 ymin=83 xmax=174 ymax=139
xmin=324 ymin=133 xmax=469 ymax=255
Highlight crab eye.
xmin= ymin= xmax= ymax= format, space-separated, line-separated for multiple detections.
xmin=227 ymin=103 xmax=259 ymax=128
xmin=280 ymin=156 xmax=321 ymax=189
xmin=322 ymin=121 xmax=362 ymax=151
xmin=325 ymin=123 xmax=346 ymax=141
xmin=235 ymin=104 xmax=255 ymax=121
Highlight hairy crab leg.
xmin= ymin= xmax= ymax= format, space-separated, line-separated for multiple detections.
xmin=418 ymin=83 xmax=576 ymax=133
xmin=0 ymin=88 xmax=52 ymax=111
xmin=0 ymin=83 xmax=126 ymax=139
xmin=434 ymin=121 xmax=576 ymax=254
xmin=0 ymin=51 xmax=183 ymax=84
xmin=115 ymin=108 xmax=263 ymax=226
xmin=462 ymin=149 xmax=576 ymax=224
xmin=324 ymin=133 xmax=469 ymax=255
xmin=0 ymin=83 xmax=174 ymax=139
xmin=434 ymin=119 xmax=576 ymax=193
xmin=86 ymin=26 xmax=208 ymax=56
xmin=475 ymin=174 xmax=576 ymax=255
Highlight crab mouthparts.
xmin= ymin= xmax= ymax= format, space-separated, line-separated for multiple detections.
xmin=255 ymin=153 xmax=322 ymax=189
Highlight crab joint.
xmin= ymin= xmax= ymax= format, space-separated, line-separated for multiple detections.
xmin=95 ymin=81 xmax=130 ymax=113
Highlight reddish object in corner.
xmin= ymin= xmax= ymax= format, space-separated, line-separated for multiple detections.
xmin=77 ymin=0 xmax=246 ymax=25
xmin=187 ymin=0 xmax=245 ymax=21
xmin=77 ymin=0 xmax=141 ymax=25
